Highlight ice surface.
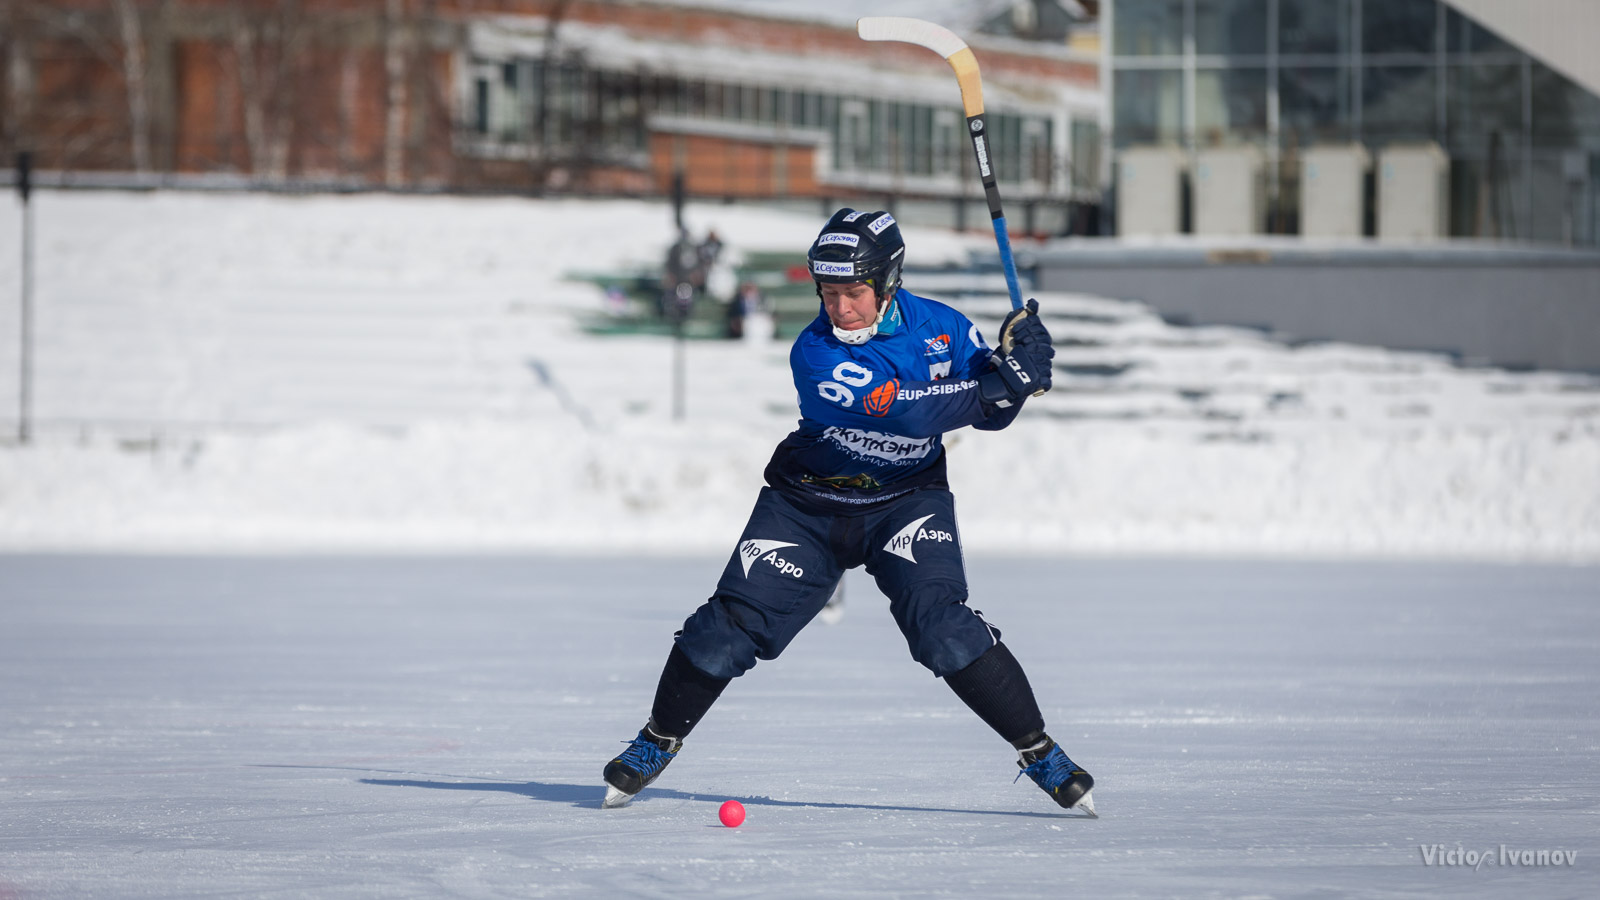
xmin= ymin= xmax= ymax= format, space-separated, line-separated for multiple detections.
xmin=1 ymin=555 xmax=1595 ymax=898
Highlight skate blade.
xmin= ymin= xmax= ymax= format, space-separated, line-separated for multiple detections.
xmin=601 ymin=784 xmax=635 ymax=809
xmin=1073 ymin=790 xmax=1098 ymax=818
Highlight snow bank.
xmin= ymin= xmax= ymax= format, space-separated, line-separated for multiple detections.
xmin=0 ymin=191 xmax=1595 ymax=560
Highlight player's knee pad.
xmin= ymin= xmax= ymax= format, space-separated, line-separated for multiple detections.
xmin=899 ymin=590 xmax=999 ymax=678
xmin=674 ymin=595 xmax=763 ymax=680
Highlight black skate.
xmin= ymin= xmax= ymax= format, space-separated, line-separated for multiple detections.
xmin=1016 ymin=736 xmax=1096 ymax=817
xmin=602 ymin=723 xmax=682 ymax=808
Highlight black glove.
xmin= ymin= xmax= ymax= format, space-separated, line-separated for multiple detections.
xmin=997 ymin=299 xmax=1052 ymax=354
xmin=977 ymin=339 xmax=1054 ymax=408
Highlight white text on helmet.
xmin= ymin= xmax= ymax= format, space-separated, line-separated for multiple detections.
xmin=817 ymin=232 xmax=860 ymax=247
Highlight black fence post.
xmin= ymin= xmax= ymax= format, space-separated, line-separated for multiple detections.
xmin=16 ymin=151 xmax=33 ymax=444
xmin=672 ymin=169 xmax=685 ymax=232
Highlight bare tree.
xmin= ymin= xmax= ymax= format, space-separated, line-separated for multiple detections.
xmin=227 ymin=0 xmax=311 ymax=180
xmin=384 ymin=0 xmax=410 ymax=187
xmin=112 ymin=0 xmax=151 ymax=172
xmin=2 ymin=0 xmax=35 ymax=160
xmin=11 ymin=0 xmax=154 ymax=171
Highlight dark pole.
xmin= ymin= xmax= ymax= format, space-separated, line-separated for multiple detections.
xmin=669 ymin=169 xmax=687 ymax=421
xmin=17 ymin=151 xmax=32 ymax=444
xmin=673 ymin=316 xmax=686 ymax=421
xmin=672 ymin=169 xmax=685 ymax=233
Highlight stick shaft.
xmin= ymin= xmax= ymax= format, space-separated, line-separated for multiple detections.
xmin=964 ymin=112 xmax=1024 ymax=310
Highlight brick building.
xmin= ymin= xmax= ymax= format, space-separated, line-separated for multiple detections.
xmin=3 ymin=1 xmax=1101 ymax=219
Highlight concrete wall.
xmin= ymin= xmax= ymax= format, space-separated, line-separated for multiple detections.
xmin=1031 ymin=241 xmax=1600 ymax=372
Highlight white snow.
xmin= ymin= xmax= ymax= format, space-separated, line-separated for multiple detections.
xmin=0 ymin=189 xmax=1596 ymax=560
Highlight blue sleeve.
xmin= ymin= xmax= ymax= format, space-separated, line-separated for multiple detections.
xmin=793 ymin=338 xmax=988 ymax=440
xmin=954 ymin=317 xmax=994 ymax=381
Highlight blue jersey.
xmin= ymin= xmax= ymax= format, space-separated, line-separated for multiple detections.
xmin=763 ymin=287 xmax=1020 ymax=512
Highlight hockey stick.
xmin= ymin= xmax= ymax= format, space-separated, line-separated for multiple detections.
xmin=856 ymin=17 xmax=1025 ymax=313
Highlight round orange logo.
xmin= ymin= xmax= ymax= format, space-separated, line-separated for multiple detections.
xmin=865 ymin=379 xmax=899 ymax=416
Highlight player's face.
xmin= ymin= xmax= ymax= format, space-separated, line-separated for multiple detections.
xmin=820 ymin=282 xmax=880 ymax=330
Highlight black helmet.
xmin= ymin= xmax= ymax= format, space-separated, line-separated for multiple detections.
xmin=806 ymin=208 xmax=906 ymax=301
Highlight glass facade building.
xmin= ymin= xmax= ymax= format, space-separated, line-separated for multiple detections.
xmin=1108 ymin=0 xmax=1600 ymax=244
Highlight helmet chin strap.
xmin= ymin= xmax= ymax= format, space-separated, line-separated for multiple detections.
xmin=830 ymin=291 xmax=890 ymax=346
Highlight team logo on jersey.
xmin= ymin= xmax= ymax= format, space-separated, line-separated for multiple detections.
xmin=923 ymin=334 xmax=951 ymax=355
xmin=812 ymin=260 xmax=855 ymax=277
xmin=867 ymin=213 xmax=896 ymax=235
xmin=883 ymin=514 xmax=957 ymax=563
xmin=817 ymin=232 xmax=860 ymax=247
xmin=737 ymin=539 xmax=803 ymax=578
xmin=968 ymin=324 xmax=987 ymax=349
xmin=864 ymin=379 xmax=898 ymax=416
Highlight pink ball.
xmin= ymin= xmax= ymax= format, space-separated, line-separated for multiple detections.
xmin=719 ymin=800 xmax=746 ymax=828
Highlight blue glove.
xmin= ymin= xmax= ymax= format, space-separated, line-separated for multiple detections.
xmin=977 ymin=339 xmax=1054 ymax=408
xmin=997 ymin=299 xmax=1052 ymax=354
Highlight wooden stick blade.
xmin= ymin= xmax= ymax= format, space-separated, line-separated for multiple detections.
xmin=857 ymin=17 xmax=984 ymax=117
xmin=856 ymin=17 xmax=969 ymax=59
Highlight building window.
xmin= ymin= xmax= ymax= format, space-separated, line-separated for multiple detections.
xmin=910 ymin=105 xmax=933 ymax=175
xmin=1445 ymin=7 xmax=1516 ymax=56
xmin=1022 ymin=118 xmax=1051 ymax=186
xmin=1280 ymin=65 xmax=1354 ymax=144
xmin=1362 ymin=0 xmax=1438 ymax=57
xmin=1070 ymin=119 xmax=1101 ymax=192
xmin=1447 ymin=62 xmax=1521 ymax=155
xmin=1279 ymin=0 xmax=1355 ymax=57
xmin=934 ymin=109 xmax=960 ymax=175
xmin=1194 ymin=0 xmax=1269 ymax=58
xmin=840 ymin=99 xmax=870 ymax=171
xmin=473 ymin=77 xmax=490 ymax=135
xmin=1197 ymin=67 xmax=1269 ymax=141
xmin=1531 ymin=62 xmax=1600 ymax=149
xmin=1114 ymin=68 xmax=1184 ymax=145
xmin=1114 ymin=0 xmax=1185 ymax=57
xmin=1362 ymin=65 xmax=1437 ymax=141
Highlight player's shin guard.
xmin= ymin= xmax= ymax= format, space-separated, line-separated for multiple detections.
xmin=650 ymin=642 xmax=732 ymax=739
xmin=943 ymin=642 xmax=1045 ymax=745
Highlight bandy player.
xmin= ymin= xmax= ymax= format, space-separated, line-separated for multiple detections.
xmin=602 ymin=208 xmax=1094 ymax=817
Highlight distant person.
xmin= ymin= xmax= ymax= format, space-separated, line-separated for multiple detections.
xmin=661 ymin=229 xmax=700 ymax=320
xmin=697 ymin=229 xmax=724 ymax=270
xmin=600 ymin=208 xmax=1094 ymax=816
xmin=603 ymin=285 xmax=629 ymax=317
xmin=725 ymin=281 xmax=768 ymax=340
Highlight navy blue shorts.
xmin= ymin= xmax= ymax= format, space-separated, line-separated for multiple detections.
xmin=675 ymin=486 xmax=999 ymax=680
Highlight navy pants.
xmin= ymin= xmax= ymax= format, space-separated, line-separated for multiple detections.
xmin=676 ymin=487 xmax=999 ymax=680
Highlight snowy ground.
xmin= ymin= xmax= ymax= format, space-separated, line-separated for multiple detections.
xmin=1 ymin=555 xmax=1595 ymax=898
xmin=0 ymin=190 xmax=1596 ymax=560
